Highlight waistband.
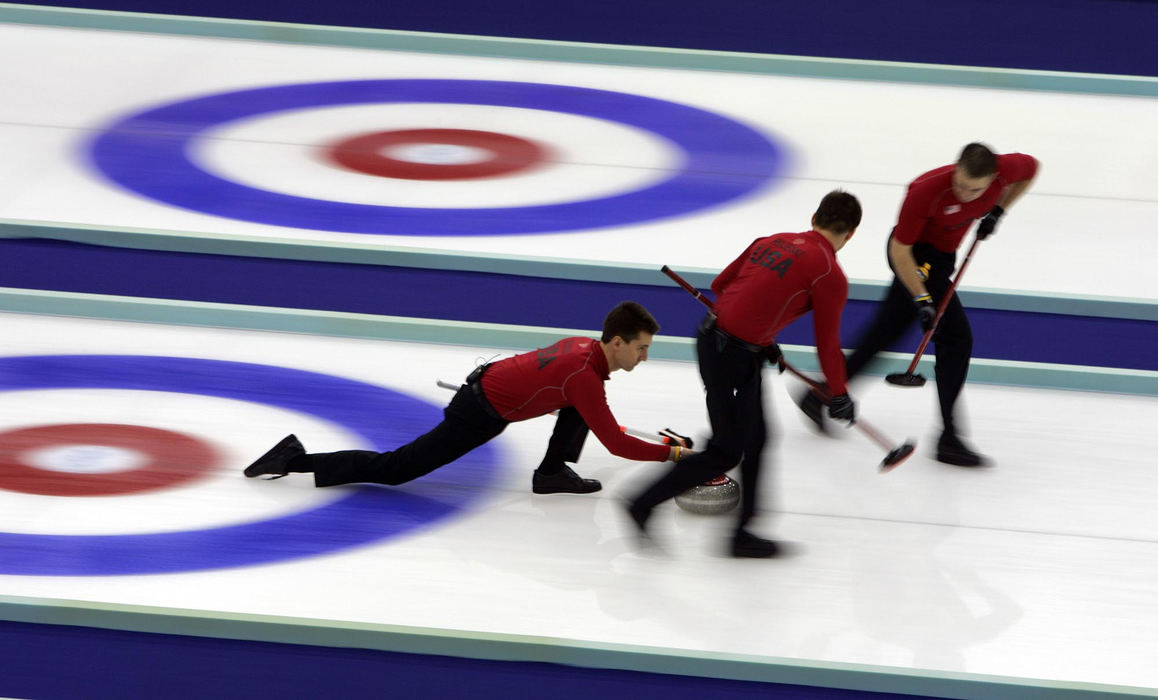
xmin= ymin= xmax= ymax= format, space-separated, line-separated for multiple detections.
xmin=701 ymin=316 xmax=766 ymax=354
xmin=465 ymin=364 xmax=505 ymax=421
xmin=885 ymin=233 xmax=958 ymax=273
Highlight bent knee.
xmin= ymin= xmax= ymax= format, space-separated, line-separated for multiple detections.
xmin=705 ymin=444 xmax=744 ymax=467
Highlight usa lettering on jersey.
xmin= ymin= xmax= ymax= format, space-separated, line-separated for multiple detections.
xmin=748 ymin=238 xmax=802 ymax=278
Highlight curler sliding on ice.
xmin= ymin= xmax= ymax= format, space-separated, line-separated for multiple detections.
xmin=243 ymin=302 xmax=695 ymax=497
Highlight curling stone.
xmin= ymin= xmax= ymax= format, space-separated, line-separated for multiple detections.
xmin=675 ymin=475 xmax=740 ymax=514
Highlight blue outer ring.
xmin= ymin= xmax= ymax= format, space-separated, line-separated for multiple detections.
xmin=88 ymin=79 xmax=786 ymax=235
xmin=0 ymin=355 xmax=501 ymax=576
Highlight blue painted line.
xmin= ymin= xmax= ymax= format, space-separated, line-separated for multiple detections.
xmin=0 ymin=238 xmax=1153 ymax=371
xmin=0 ymin=618 xmax=932 ymax=700
xmin=0 ymin=354 xmax=502 ymax=575
xmin=4 ymin=0 xmax=1156 ymax=78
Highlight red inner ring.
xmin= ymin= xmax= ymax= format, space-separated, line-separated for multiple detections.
xmin=325 ymin=128 xmax=549 ymax=180
xmin=0 ymin=423 xmax=220 ymax=497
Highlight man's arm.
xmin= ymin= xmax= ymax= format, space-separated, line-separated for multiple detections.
xmin=565 ymin=376 xmax=681 ymax=462
xmin=888 ymin=237 xmax=937 ymax=331
xmin=888 ymin=238 xmax=928 ymax=298
xmin=978 ymin=156 xmax=1040 ymax=239
xmin=810 ymin=273 xmax=849 ymax=396
xmin=890 ymin=181 xmax=935 ymax=295
xmin=997 ymin=160 xmax=1039 ymax=210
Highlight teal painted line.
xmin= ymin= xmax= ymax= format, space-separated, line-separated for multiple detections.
xmin=1 ymin=287 xmax=1154 ymax=396
xmin=968 ymin=359 xmax=1158 ymax=395
xmin=2 ymin=3 xmax=1158 ymax=97
xmin=783 ymin=349 xmax=1158 ymax=397
xmin=0 ymin=287 xmax=583 ymax=353
xmin=851 ymin=281 xmax=1158 ymax=321
xmin=0 ymin=596 xmax=1152 ymax=699
xmin=4 ymin=220 xmax=1156 ymax=321
xmin=954 ymin=287 xmax=1158 ymax=319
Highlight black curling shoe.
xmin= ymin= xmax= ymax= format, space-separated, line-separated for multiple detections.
xmin=532 ymin=465 xmax=602 ymax=494
xmin=243 ymin=434 xmax=305 ymax=479
xmin=731 ymin=530 xmax=782 ymax=558
xmin=935 ymin=432 xmax=990 ymax=468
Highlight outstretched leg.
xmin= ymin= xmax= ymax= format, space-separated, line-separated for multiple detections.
xmin=845 ymin=278 xmax=919 ymax=380
xmin=300 ymin=386 xmax=508 ymax=487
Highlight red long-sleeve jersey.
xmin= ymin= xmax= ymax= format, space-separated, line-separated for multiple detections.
xmin=893 ymin=153 xmax=1038 ymax=252
xmin=711 ymin=230 xmax=849 ymax=395
xmin=480 ymin=337 xmax=670 ymax=462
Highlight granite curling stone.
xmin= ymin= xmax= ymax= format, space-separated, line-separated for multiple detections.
xmin=675 ymin=475 xmax=740 ymax=514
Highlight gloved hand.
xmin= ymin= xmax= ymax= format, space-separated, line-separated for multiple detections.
xmin=976 ymin=204 xmax=1004 ymax=240
xmin=827 ymin=393 xmax=856 ymax=422
xmin=916 ymin=262 xmax=931 ymax=281
xmin=763 ymin=342 xmax=782 ymax=368
xmin=913 ymin=293 xmax=937 ymax=332
xmin=658 ymin=428 xmax=693 ymax=449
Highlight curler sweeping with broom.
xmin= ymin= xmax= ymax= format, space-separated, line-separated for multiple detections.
xmin=796 ymin=143 xmax=1039 ymax=467
xmin=628 ymin=190 xmax=863 ymax=558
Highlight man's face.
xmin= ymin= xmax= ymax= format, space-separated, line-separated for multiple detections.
xmin=951 ymin=166 xmax=997 ymax=203
xmin=611 ymin=333 xmax=652 ymax=372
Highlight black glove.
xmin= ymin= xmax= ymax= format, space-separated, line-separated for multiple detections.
xmin=976 ymin=204 xmax=1004 ymax=240
xmin=763 ymin=342 xmax=782 ymax=368
xmin=827 ymin=393 xmax=855 ymax=422
xmin=913 ymin=293 xmax=937 ymax=332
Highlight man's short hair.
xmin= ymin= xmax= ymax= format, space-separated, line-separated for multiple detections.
xmin=813 ymin=190 xmax=862 ymax=234
xmin=957 ymin=142 xmax=998 ymax=178
xmin=601 ymin=301 xmax=660 ymax=343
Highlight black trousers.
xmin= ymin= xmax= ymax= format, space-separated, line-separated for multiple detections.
xmin=845 ymin=242 xmax=973 ymax=435
xmin=303 ymin=383 xmax=508 ymax=487
xmin=536 ymin=406 xmax=590 ymax=473
xmin=630 ymin=318 xmax=767 ymax=529
xmin=300 ymin=380 xmax=592 ymax=488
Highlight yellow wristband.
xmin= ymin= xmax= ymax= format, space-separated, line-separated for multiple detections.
xmin=674 ymin=445 xmax=682 ymax=461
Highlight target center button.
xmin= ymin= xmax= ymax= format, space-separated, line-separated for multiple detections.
xmin=27 ymin=445 xmax=148 ymax=474
xmin=386 ymin=143 xmax=491 ymax=165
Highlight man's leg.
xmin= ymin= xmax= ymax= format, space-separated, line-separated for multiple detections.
xmin=628 ymin=330 xmax=778 ymax=556
xmin=726 ymin=360 xmax=782 ymax=557
xmin=926 ymin=290 xmax=986 ymax=466
xmin=298 ymin=387 xmax=508 ymax=486
xmin=734 ymin=374 xmax=767 ymax=531
xmin=929 ymin=293 xmax=972 ymax=434
xmin=628 ymin=329 xmax=744 ymax=517
xmin=844 ymin=278 xmax=920 ymax=380
xmin=532 ymin=407 xmax=600 ymax=494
